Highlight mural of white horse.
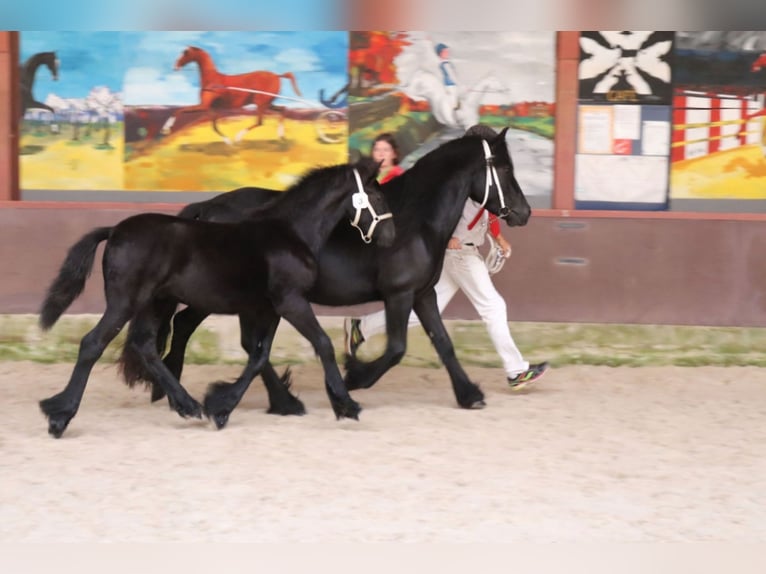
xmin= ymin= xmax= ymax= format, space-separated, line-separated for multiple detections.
xmin=401 ymin=71 xmax=512 ymax=129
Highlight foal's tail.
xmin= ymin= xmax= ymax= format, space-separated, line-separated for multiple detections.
xmin=39 ymin=226 xmax=112 ymax=330
xmin=279 ymin=72 xmax=302 ymax=97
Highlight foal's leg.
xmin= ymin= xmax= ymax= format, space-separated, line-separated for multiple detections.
xmin=412 ymin=289 xmax=485 ymax=409
xmin=344 ymin=291 xmax=414 ymax=392
xmin=129 ymin=306 xmax=203 ymax=420
xmin=237 ymin=314 xmax=305 ymax=416
xmin=152 ymin=306 xmax=211 ymax=402
xmin=39 ymin=304 xmax=132 ymax=438
xmin=278 ymin=294 xmax=360 ymax=420
xmin=203 ymin=311 xmax=281 ymax=429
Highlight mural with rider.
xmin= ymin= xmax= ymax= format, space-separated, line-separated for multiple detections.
xmin=347 ymin=31 xmax=556 ymax=206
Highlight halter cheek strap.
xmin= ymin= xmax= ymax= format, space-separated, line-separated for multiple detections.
xmin=349 ymin=169 xmax=394 ymax=244
xmin=478 ymin=139 xmax=508 ymax=216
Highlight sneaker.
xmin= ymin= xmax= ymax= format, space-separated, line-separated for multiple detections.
xmin=343 ymin=317 xmax=365 ymax=356
xmin=507 ymin=362 xmax=549 ymax=390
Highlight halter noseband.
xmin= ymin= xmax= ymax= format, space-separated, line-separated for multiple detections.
xmin=349 ymin=169 xmax=394 ymax=244
xmin=478 ymin=139 xmax=509 ymax=217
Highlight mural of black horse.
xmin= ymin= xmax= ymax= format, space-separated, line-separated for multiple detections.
xmin=19 ymin=51 xmax=59 ymax=120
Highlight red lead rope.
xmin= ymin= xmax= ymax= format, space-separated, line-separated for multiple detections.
xmin=467 ymin=208 xmax=500 ymax=237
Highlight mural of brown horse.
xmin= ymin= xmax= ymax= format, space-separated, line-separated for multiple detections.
xmin=161 ymin=46 xmax=302 ymax=144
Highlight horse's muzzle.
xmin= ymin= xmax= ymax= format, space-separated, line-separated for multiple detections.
xmin=504 ymin=206 xmax=531 ymax=227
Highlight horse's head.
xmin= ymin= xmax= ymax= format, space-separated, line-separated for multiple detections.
xmin=174 ymin=46 xmax=202 ymax=71
xmin=464 ymin=125 xmax=531 ymax=227
xmin=348 ymin=157 xmax=395 ymax=247
xmin=42 ymin=51 xmax=59 ymax=81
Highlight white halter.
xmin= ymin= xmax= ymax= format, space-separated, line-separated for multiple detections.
xmin=477 ymin=139 xmax=508 ymax=216
xmin=349 ymin=169 xmax=394 ymax=244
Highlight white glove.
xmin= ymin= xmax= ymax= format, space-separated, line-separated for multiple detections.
xmin=485 ymin=233 xmax=511 ymax=275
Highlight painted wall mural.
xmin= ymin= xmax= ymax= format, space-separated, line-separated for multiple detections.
xmin=20 ymin=32 xmax=124 ymax=191
xmin=670 ymin=31 xmax=766 ymax=201
xmin=19 ymin=31 xmax=349 ymax=193
xmin=122 ymin=31 xmax=349 ymax=192
xmin=347 ymin=31 xmax=556 ymax=205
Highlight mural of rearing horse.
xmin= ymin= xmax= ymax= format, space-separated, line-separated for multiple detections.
xmin=121 ymin=125 xmax=532 ymax=429
xmin=19 ymin=51 xmax=59 ymax=120
xmin=161 ymin=46 xmax=303 ymax=144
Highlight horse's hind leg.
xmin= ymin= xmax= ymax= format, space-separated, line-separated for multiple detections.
xmin=277 ymin=294 xmax=360 ymax=420
xmin=203 ymin=310 xmax=281 ymax=429
xmin=154 ymin=306 xmax=211 ymax=402
xmin=39 ymin=305 xmax=132 ymax=438
xmin=236 ymin=314 xmax=304 ymax=415
xmin=412 ymin=289 xmax=485 ymax=409
xmin=129 ymin=305 xmax=203 ymax=420
xmin=261 ymin=362 xmax=305 ymax=416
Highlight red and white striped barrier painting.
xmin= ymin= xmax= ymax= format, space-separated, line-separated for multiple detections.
xmin=671 ymin=89 xmax=765 ymax=162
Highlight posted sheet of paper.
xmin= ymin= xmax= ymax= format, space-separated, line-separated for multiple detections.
xmin=642 ymin=120 xmax=670 ymax=156
xmin=578 ymin=106 xmax=613 ymax=154
xmin=613 ymin=105 xmax=641 ymax=140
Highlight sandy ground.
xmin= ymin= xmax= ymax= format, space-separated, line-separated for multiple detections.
xmin=1 ymin=361 xmax=765 ymax=542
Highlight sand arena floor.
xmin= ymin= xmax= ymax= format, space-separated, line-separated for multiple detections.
xmin=2 ymin=360 xmax=765 ymax=542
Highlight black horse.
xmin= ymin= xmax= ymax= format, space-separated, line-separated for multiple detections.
xmin=20 ymin=51 xmax=59 ymax=120
xmin=124 ymin=125 xmax=531 ymax=428
xmin=38 ymin=158 xmax=394 ymax=438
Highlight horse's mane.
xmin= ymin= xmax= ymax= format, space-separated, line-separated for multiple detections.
xmin=254 ymin=159 xmax=375 ymax=220
xmin=382 ymin=134 xmax=488 ymax=239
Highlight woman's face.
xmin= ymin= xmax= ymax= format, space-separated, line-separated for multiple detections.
xmin=372 ymin=140 xmax=397 ymax=169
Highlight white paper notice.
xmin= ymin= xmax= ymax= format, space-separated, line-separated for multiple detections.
xmin=578 ymin=106 xmax=613 ymax=154
xmin=613 ymin=105 xmax=641 ymax=140
xmin=575 ymin=154 xmax=669 ymax=203
xmin=642 ymin=120 xmax=670 ymax=156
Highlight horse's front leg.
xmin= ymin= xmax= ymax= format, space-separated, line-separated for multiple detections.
xmin=203 ymin=310 xmax=281 ymax=429
xmin=412 ymin=288 xmax=485 ymax=409
xmin=278 ymin=294 xmax=360 ymax=420
xmin=344 ymin=291 xmax=414 ymax=391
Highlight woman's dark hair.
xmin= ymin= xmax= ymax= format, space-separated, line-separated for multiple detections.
xmin=371 ymin=132 xmax=400 ymax=165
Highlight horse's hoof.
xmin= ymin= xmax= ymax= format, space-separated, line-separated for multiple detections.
xmin=212 ymin=411 xmax=230 ymax=430
xmin=47 ymin=417 xmax=70 ymax=439
xmin=172 ymin=398 xmax=203 ymax=419
xmin=469 ymin=399 xmax=486 ymax=410
xmin=334 ymin=400 xmax=362 ymax=421
xmin=267 ymin=399 xmax=306 ymax=416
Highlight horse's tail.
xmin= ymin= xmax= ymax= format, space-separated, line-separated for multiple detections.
xmin=279 ymin=72 xmax=302 ymax=97
xmin=39 ymin=226 xmax=112 ymax=330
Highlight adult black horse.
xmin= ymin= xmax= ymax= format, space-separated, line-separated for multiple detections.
xmin=125 ymin=125 xmax=531 ymax=429
xmin=20 ymin=51 xmax=59 ymax=120
xmin=38 ymin=158 xmax=394 ymax=438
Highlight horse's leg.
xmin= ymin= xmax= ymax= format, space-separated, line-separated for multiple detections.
xmin=260 ymin=362 xmax=306 ymax=416
xmin=411 ymin=289 xmax=486 ymax=409
xmin=236 ymin=314 xmax=305 ymax=416
xmin=344 ymin=291 xmax=414 ymax=392
xmin=203 ymin=310 xmax=281 ymax=429
xmin=129 ymin=305 xmax=203 ymax=420
xmin=154 ymin=306 xmax=211 ymax=401
xmin=210 ymin=112 xmax=233 ymax=145
xmin=39 ymin=304 xmax=132 ymax=438
xmin=277 ymin=295 xmax=361 ymax=420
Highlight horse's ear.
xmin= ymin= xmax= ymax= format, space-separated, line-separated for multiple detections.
xmin=354 ymin=156 xmax=380 ymax=183
xmin=492 ymin=127 xmax=510 ymax=146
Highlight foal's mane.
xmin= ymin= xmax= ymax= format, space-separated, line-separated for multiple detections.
xmin=382 ymin=134 xmax=488 ymax=238
xmin=250 ymin=161 xmax=366 ymax=221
